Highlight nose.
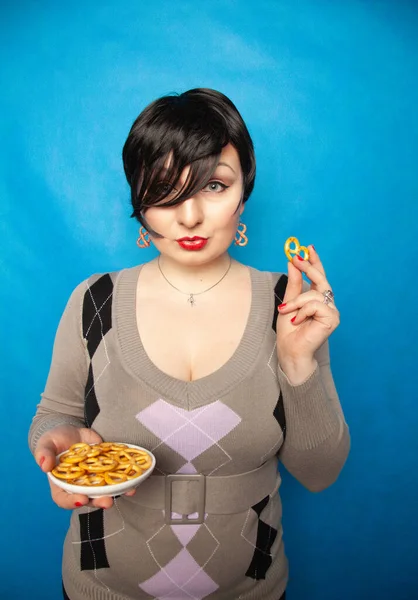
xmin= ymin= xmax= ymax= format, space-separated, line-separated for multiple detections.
xmin=176 ymin=196 xmax=204 ymax=229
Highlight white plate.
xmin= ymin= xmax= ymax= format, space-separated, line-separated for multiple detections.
xmin=47 ymin=443 xmax=156 ymax=498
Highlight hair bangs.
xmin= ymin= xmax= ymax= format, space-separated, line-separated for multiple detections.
xmin=123 ymin=88 xmax=256 ymax=228
xmin=141 ymin=153 xmax=220 ymax=209
xmin=136 ymin=102 xmax=228 ymax=206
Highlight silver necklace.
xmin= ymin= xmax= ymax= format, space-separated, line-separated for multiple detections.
xmin=157 ymin=255 xmax=232 ymax=307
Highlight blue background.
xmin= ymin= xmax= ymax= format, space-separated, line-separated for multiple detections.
xmin=1 ymin=1 xmax=417 ymax=598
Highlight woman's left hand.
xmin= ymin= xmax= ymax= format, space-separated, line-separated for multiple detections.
xmin=276 ymin=245 xmax=340 ymax=384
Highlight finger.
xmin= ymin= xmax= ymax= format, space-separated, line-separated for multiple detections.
xmin=124 ymin=488 xmax=137 ymax=497
xmin=278 ymin=290 xmax=324 ymax=313
xmin=307 ymin=245 xmax=326 ymax=276
xmin=49 ymin=479 xmax=90 ymax=510
xmin=80 ymin=428 xmax=103 ymax=446
xmin=290 ymin=300 xmax=340 ymax=329
xmin=291 ymin=254 xmax=331 ymax=292
xmin=91 ymin=496 xmax=114 ymax=510
xmin=35 ymin=439 xmax=58 ymax=473
xmin=281 ymin=261 xmax=303 ymax=305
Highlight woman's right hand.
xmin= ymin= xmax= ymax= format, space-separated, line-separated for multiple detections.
xmin=34 ymin=425 xmax=116 ymax=510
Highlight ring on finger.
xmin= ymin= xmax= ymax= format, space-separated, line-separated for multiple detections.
xmin=322 ymin=289 xmax=335 ymax=305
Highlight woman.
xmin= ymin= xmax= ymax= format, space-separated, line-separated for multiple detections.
xmin=29 ymin=88 xmax=350 ymax=600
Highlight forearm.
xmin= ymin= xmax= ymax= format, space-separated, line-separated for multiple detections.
xmin=279 ymin=415 xmax=350 ymax=492
xmin=278 ymin=363 xmax=344 ymax=448
xmin=277 ymin=346 xmax=350 ymax=491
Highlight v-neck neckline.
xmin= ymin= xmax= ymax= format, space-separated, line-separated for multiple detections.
xmin=114 ymin=263 xmax=273 ymax=408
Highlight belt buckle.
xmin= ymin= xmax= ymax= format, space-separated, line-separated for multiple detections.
xmin=165 ymin=474 xmax=206 ymax=525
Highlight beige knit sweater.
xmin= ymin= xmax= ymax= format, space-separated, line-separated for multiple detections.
xmin=29 ymin=264 xmax=350 ymax=600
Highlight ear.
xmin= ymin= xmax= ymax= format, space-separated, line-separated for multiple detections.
xmin=239 ymin=197 xmax=245 ymax=216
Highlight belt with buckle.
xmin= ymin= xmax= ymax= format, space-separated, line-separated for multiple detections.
xmin=128 ymin=457 xmax=280 ymax=525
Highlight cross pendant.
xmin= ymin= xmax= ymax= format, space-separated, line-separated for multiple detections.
xmin=188 ymin=294 xmax=195 ymax=307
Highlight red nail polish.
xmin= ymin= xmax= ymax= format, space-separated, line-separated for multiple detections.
xmin=75 ymin=502 xmax=83 ymax=507
xmin=291 ymin=316 xmax=296 ymax=323
xmin=278 ymin=303 xmax=287 ymax=309
xmin=39 ymin=456 xmax=45 ymax=467
xmin=311 ymin=244 xmax=316 ymax=251
xmin=297 ymin=255 xmax=304 ymax=261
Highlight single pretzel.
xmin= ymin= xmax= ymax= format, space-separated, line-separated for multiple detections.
xmin=114 ymin=450 xmax=135 ymax=464
xmin=79 ymin=456 xmax=118 ymax=473
xmin=68 ymin=443 xmax=90 ymax=454
xmin=59 ymin=446 xmax=101 ymax=464
xmin=59 ymin=451 xmax=86 ymax=464
xmin=117 ymin=464 xmax=143 ymax=480
xmin=120 ymin=448 xmax=148 ymax=461
xmin=70 ymin=475 xmax=91 ymax=485
xmin=86 ymin=447 xmax=101 ymax=458
xmin=52 ymin=464 xmax=86 ymax=480
xmin=103 ymin=444 xmax=129 ymax=459
xmin=284 ymin=237 xmax=309 ymax=262
xmin=58 ymin=443 xmax=90 ymax=463
xmin=71 ymin=474 xmax=106 ymax=486
xmin=85 ymin=474 xmax=107 ymax=486
xmin=97 ymin=442 xmax=114 ymax=451
xmin=104 ymin=471 xmax=128 ymax=485
xmin=114 ymin=463 xmax=134 ymax=474
xmin=135 ymin=457 xmax=153 ymax=469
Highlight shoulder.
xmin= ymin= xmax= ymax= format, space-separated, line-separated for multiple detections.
xmin=248 ymin=266 xmax=288 ymax=291
xmin=66 ymin=265 xmax=143 ymax=341
xmin=65 ymin=264 xmax=144 ymax=313
xmin=74 ymin=264 xmax=144 ymax=298
xmin=248 ymin=265 xmax=310 ymax=300
xmin=66 ymin=272 xmax=115 ymax=306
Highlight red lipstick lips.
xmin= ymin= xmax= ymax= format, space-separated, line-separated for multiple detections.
xmin=176 ymin=236 xmax=208 ymax=251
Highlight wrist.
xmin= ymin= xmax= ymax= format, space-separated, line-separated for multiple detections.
xmin=278 ymin=356 xmax=317 ymax=386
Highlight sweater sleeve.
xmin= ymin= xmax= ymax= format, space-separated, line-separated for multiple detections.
xmin=28 ymin=280 xmax=89 ymax=454
xmin=277 ymin=338 xmax=351 ymax=492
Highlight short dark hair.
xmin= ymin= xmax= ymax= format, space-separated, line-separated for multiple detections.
xmin=122 ymin=88 xmax=256 ymax=229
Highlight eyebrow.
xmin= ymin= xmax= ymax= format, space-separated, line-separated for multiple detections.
xmin=217 ymin=161 xmax=236 ymax=175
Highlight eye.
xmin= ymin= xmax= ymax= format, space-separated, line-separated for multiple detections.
xmin=155 ymin=181 xmax=176 ymax=195
xmin=202 ymin=181 xmax=229 ymax=193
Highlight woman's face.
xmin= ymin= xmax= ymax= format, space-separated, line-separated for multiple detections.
xmin=144 ymin=143 xmax=244 ymax=265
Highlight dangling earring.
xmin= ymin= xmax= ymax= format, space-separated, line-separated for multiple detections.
xmin=234 ymin=222 xmax=248 ymax=246
xmin=136 ymin=227 xmax=151 ymax=248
